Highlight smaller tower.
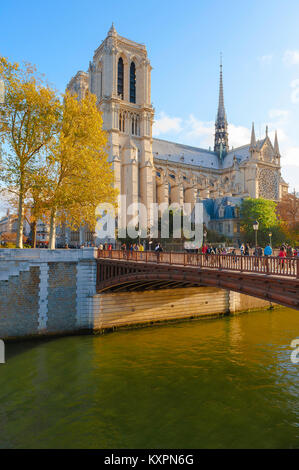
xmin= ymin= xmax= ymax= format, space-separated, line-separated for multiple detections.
xmin=214 ymin=56 xmax=229 ymax=157
xmin=250 ymin=122 xmax=256 ymax=149
xmin=274 ymin=130 xmax=280 ymax=156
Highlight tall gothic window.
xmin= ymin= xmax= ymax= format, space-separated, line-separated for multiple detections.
xmin=130 ymin=62 xmax=136 ymax=103
xmin=118 ymin=58 xmax=124 ymax=99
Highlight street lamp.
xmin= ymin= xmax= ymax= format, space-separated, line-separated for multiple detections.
xmin=253 ymin=220 xmax=259 ymax=247
xmin=268 ymin=232 xmax=272 ymax=247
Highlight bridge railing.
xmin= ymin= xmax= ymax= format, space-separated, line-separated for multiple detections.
xmin=97 ymin=250 xmax=298 ymax=278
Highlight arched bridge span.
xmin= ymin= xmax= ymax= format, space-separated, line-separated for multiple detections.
xmin=97 ymin=251 xmax=299 ymax=310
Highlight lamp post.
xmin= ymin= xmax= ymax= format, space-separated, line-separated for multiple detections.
xmin=253 ymin=220 xmax=259 ymax=248
xmin=269 ymin=232 xmax=272 ymax=248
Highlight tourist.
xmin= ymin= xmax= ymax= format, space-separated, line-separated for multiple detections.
xmin=138 ymin=242 xmax=144 ymax=259
xmin=264 ymin=243 xmax=272 ymax=257
xmin=244 ymin=244 xmax=249 ymax=256
xmin=240 ymin=243 xmax=245 ymax=255
xmin=120 ymin=242 xmax=127 ymax=259
xmin=278 ymin=245 xmax=286 ymax=266
xmin=97 ymin=243 xmax=104 ymax=257
xmin=201 ymin=243 xmax=207 ymax=254
xmin=287 ymin=245 xmax=293 ymax=257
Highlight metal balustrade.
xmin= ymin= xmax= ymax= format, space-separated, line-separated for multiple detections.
xmin=98 ymin=250 xmax=298 ymax=279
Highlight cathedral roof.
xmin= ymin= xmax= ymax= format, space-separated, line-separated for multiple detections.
xmin=222 ymin=139 xmax=265 ymax=168
xmin=152 ymin=138 xmax=220 ymax=169
xmin=152 ymin=137 xmax=267 ymax=171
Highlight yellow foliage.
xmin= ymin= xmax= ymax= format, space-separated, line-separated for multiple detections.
xmin=43 ymin=91 xmax=118 ymax=246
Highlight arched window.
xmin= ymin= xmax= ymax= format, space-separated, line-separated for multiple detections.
xmin=130 ymin=62 xmax=136 ymax=103
xmin=119 ymin=111 xmax=125 ymax=132
xmin=118 ymin=58 xmax=124 ymax=99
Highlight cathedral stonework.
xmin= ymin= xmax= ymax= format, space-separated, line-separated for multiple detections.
xmin=258 ymin=168 xmax=279 ymax=200
xmin=66 ymin=25 xmax=289 ymax=239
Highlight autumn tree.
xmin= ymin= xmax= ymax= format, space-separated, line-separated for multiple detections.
xmin=0 ymin=57 xmax=61 ymax=248
xmin=277 ymin=190 xmax=299 ymax=228
xmin=43 ymin=91 xmax=117 ymax=249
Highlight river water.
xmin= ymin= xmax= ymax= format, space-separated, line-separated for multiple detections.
xmin=0 ymin=307 xmax=298 ymax=449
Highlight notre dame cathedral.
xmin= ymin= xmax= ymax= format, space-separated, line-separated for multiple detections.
xmin=66 ymin=25 xmax=288 ymax=243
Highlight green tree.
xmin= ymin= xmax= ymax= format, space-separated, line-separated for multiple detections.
xmin=240 ymin=198 xmax=280 ymax=246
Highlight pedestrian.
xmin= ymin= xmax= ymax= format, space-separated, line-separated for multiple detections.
xmin=264 ymin=243 xmax=272 ymax=257
xmin=201 ymin=243 xmax=207 ymax=254
xmin=287 ymin=245 xmax=293 ymax=257
xmin=278 ymin=245 xmax=286 ymax=267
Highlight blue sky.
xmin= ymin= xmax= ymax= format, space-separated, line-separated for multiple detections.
xmin=1 ymin=0 xmax=299 ymax=216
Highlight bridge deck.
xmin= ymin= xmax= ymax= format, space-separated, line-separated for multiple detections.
xmin=96 ymin=251 xmax=299 ymax=310
xmin=98 ymin=250 xmax=298 ymax=279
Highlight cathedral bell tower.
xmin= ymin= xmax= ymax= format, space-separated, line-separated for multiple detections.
xmin=214 ymin=58 xmax=229 ymax=158
xmin=87 ymin=24 xmax=155 ymax=231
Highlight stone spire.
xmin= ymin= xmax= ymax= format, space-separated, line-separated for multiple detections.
xmin=214 ymin=55 xmax=229 ymax=157
xmin=250 ymin=122 xmax=256 ymax=148
xmin=108 ymin=22 xmax=117 ymax=37
xmin=274 ymin=130 xmax=280 ymax=155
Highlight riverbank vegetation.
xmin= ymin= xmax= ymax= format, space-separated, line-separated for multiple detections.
xmin=240 ymin=197 xmax=299 ymax=246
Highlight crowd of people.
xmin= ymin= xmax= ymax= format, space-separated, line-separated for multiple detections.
xmin=94 ymin=241 xmax=299 ymax=258
xmin=200 ymin=242 xmax=299 ymax=258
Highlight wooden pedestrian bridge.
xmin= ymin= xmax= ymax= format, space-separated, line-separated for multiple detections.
xmin=97 ymin=250 xmax=299 ymax=310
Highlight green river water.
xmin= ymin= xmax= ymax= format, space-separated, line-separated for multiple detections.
xmin=0 ymin=307 xmax=298 ymax=449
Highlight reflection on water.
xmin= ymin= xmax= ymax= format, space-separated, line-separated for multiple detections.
xmin=0 ymin=307 xmax=298 ymax=449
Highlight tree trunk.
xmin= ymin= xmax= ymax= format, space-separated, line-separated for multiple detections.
xmin=48 ymin=209 xmax=56 ymax=249
xmin=16 ymin=191 xmax=24 ymax=249
xmin=31 ymin=220 xmax=37 ymax=248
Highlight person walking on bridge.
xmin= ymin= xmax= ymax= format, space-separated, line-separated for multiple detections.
xmin=264 ymin=243 xmax=272 ymax=257
xmin=279 ymin=245 xmax=286 ymax=269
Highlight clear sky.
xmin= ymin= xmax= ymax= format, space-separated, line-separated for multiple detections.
xmin=1 ymin=0 xmax=299 ymax=216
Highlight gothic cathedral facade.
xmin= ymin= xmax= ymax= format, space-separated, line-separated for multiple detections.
xmin=67 ymin=25 xmax=288 ymax=240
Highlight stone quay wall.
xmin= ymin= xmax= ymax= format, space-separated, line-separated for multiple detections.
xmin=0 ymin=249 xmax=273 ymax=340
